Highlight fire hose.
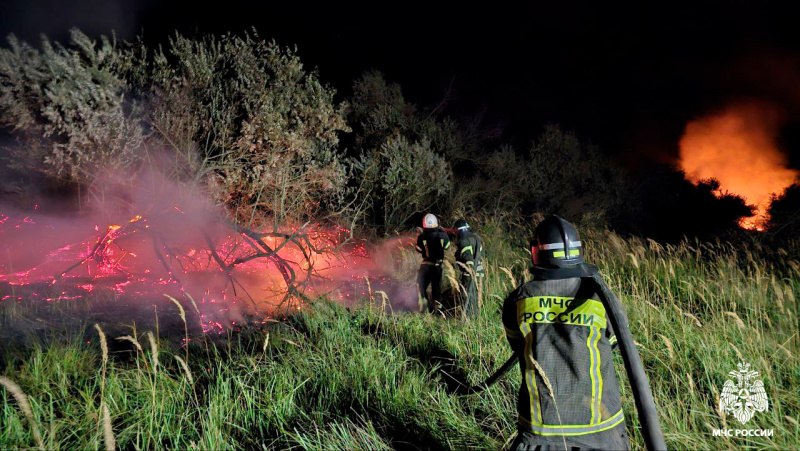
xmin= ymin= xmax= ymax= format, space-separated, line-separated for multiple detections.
xmin=467 ymin=275 xmax=667 ymax=451
xmin=590 ymin=273 xmax=667 ymax=451
xmin=463 ymin=353 xmax=519 ymax=394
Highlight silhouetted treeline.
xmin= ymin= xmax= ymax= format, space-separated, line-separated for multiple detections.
xmin=768 ymin=183 xmax=800 ymax=242
xmin=0 ymin=29 xmax=793 ymax=246
xmin=346 ymin=71 xmax=763 ymax=243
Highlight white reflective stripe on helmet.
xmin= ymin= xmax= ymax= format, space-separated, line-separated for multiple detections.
xmin=538 ymin=240 xmax=581 ymax=251
xmin=539 ymin=242 xmax=564 ymax=250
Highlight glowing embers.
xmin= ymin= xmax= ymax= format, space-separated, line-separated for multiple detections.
xmin=0 ymin=207 xmax=400 ymax=333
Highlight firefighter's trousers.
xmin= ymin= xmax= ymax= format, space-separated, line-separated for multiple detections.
xmin=460 ymin=272 xmax=478 ymax=318
xmin=417 ymin=263 xmax=442 ymax=313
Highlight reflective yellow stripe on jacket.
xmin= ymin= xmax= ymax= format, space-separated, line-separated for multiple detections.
xmin=518 ymin=409 xmax=625 ymax=436
xmin=517 ymin=296 xmax=610 ymax=434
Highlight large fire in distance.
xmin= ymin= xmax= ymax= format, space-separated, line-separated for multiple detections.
xmin=678 ymin=102 xmax=799 ymax=230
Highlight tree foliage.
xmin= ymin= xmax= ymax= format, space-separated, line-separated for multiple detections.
xmin=0 ymin=29 xmax=143 ymax=185
xmin=621 ymin=166 xmax=754 ymax=241
xmin=0 ymin=29 xmax=349 ymax=226
xmin=355 ymin=135 xmax=451 ymax=230
xmin=137 ymin=30 xmax=350 ymax=225
xmin=349 ymin=71 xmax=454 ymax=231
xmin=768 ymin=183 xmax=800 ymax=241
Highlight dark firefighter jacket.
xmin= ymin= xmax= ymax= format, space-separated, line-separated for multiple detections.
xmin=455 ymin=229 xmax=483 ymax=273
xmin=501 ymin=274 xmax=626 ymax=441
xmin=415 ymin=228 xmax=450 ymax=264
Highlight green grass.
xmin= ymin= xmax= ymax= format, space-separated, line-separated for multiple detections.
xmin=1 ymin=228 xmax=799 ymax=450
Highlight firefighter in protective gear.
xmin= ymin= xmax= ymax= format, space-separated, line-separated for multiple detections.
xmin=416 ymin=213 xmax=450 ymax=313
xmin=503 ymin=215 xmax=629 ymax=451
xmin=453 ymin=219 xmax=483 ymax=318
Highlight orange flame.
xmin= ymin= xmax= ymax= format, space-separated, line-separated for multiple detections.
xmin=678 ymin=102 xmax=799 ymax=230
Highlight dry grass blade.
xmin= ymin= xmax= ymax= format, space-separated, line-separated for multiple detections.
xmin=712 ymin=385 xmax=729 ymax=430
xmin=724 ymin=311 xmax=746 ymax=329
xmin=446 ymin=274 xmax=466 ymax=297
xmin=184 ymin=292 xmax=201 ymax=315
xmin=174 ymin=355 xmax=194 ymax=385
xmin=658 ymin=334 xmax=675 ymax=360
xmin=499 ymin=267 xmax=516 ymax=288
xmin=503 ymin=432 xmax=518 ymax=450
xmin=771 ymin=277 xmax=785 ymax=314
xmin=683 ymin=312 xmax=702 ymax=328
xmin=165 ymin=294 xmax=190 ymax=361
xmin=165 ymin=295 xmax=186 ymax=323
xmin=94 ymin=323 xmax=110 ymax=397
xmin=94 ymin=324 xmax=109 ymax=365
xmin=364 ymin=276 xmax=373 ymax=301
xmin=0 ymin=376 xmax=44 ymax=450
xmin=101 ymin=401 xmax=115 ymax=451
xmin=147 ymin=332 xmax=159 ymax=374
xmin=529 ymin=358 xmax=555 ymax=402
xmin=281 ymin=338 xmax=302 ymax=348
xmin=528 ymin=358 xmax=567 ymax=451
xmin=730 ymin=343 xmax=743 ymax=361
xmin=784 ymin=284 xmax=796 ymax=304
xmin=262 ymin=332 xmax=270 ymax=354
xmin=776 ymin=342 xmax=792 ymax=358
xmin=116 ymin=335 xmax=143 ymax=354
xmin=628 ymin=253 xmax=640 ymax=269
xmin=375 ymin=290 xmax=389 ymax=311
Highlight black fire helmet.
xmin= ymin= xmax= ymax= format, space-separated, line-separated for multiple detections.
xmin=530 ymin=215 xmax=584 ymax=268
xmin=454 ymin=219 xmax=469 ymax=230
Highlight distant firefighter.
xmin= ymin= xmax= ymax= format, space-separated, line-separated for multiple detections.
xmin=503 ymin=215 xmax=629 ymax=450
xmin=415 ymin=213 xmax=450 ymax=313
xmin=452 ymin=219 xmax=483 ymax=318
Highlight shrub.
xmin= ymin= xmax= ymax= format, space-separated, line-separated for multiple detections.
xmin=767 ymin=183 xmax=800 ymax=244
xmin=0 ymin=29 xmax=351 ymax=225
xmin=0 ymin=29 xmax=143 ymax=186
xmin=349 ymin=71 xmax=459 ymax=232
xmin=354 ymin=134 xmax=452 ymax=232
xmin=139 ymin=30 xmax=350 ymax=225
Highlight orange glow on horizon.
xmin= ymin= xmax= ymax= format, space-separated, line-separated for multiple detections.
xmin=678 ymin=102 xmax=799 ymax=230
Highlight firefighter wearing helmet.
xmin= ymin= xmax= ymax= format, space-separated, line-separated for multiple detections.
xmin=453 ymin=219 xmax=483 ymax=318
xmin=503 ymin=215 xmax=629 ymax=450
xmin=415 ymin=213 xmax=450 ymax=313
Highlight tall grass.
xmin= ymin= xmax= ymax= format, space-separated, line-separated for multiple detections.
xmin=1 ymin=228 xmax=798 ymax=450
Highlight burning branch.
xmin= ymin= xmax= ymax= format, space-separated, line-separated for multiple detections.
xmin=150 ymin=232 xmax=182 ymax=287
xmin=54 ymin=228 xmax=114 ymax=281
xmin=232 ymin=223 xmax=307 ymax=305
xmin=55 ymin=218 xmax=146 ymax=281
xmin=41 ymin=205 xmax=359 ymax=315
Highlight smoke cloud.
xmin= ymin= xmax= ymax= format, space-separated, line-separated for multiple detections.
xmin=0 ymin=169 xmax=419 ymax=345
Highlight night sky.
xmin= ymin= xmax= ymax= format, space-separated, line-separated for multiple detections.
xmin=3 ymin=0 xmax=800 ymax=170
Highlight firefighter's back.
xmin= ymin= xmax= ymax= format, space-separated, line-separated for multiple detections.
xmin=417 ymin=227 xmax=449 ymax=264
xmin=503 ymin=276 xmax=629 ymax=450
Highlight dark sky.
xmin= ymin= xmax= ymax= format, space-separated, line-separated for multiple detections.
xmin=3 ymin=0 xmax=800 ymax=169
